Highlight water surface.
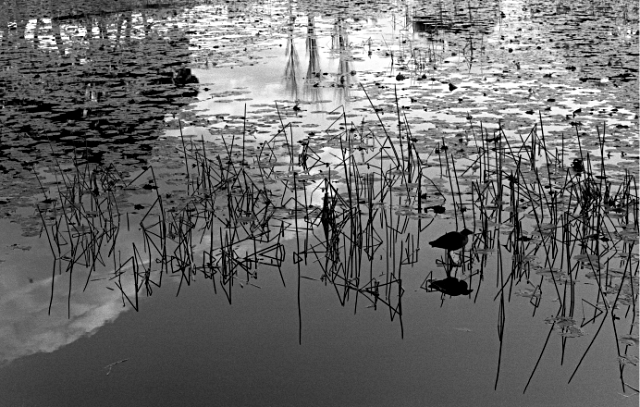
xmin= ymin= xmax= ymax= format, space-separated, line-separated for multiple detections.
xmin=0 ymin=0 xmax=638 ymax=406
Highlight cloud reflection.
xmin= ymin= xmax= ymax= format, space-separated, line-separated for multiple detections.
xmin=0 ymin=264 xmax=136 ymax=366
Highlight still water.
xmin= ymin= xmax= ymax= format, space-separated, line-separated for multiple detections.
xmin=0 ymin=0 xmax=638 ymax=406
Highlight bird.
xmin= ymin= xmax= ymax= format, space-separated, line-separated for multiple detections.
xmin=429 ymin=229 xmax=473 ymax=251
xmin=429 ymin=229 xmax=473 ymax=267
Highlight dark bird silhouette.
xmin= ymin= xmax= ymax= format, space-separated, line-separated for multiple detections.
xmin=430 ymin=229 xmax=473 ymax=267
xmin=429 ymin=277 xmax=473 ymax=296
xmin=429 ymin=229 xmax=473 ymax=251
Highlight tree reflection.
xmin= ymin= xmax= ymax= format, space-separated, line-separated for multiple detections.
xmin=330 ymin=16 xmax=356 ymax=101
xmin=303 ymin=14 xmax=321 ymax=103
xmin=283 ymin=0 xmax=301 ymax=100
xmin=0 ymin=2 xmax=199 ymax=168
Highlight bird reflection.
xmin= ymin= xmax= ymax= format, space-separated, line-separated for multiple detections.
xmin=429 ymin=275 xmax=473 ymax=297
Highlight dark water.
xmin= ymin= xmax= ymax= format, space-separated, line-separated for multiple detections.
xmin=0 ymin=0 xmax=638 ymax=406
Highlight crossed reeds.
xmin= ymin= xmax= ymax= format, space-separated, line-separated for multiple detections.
xmin=36 ymin=88 xmax=638 ymax=392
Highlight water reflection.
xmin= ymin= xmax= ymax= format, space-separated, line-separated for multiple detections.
xmin=0 ymin=0 xmax=638 ymax=404
xmin=412 ymin=0 xmax=497 ymax=35
xmin=411 ymin=0 xmax=498 ymax=72
xmin=526 ymin=0 xmax=639 ymax=92
xmin=303 ymin=14 xmax=321 ymax=102
xmin=34 ymin=87 xmax=638 ymax=397
xmin=0 ymin=256 xmax=138 ymax=365
xmin=429 ymin=275 xmax=473 ymax=296
xmin=283 ymin=1 xmax=301 ymax=100
xmin=0 ymin=2 xmax=199 ymax=169
xmin=330 ymin=17 xmax=356 ymax=100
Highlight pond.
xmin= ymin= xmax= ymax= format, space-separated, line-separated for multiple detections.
xmin=0 ymin=0 xmax=638 ymax=405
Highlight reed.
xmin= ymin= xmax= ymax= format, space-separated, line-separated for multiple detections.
xmin=37 ymin=96 xmax=638 ymax=391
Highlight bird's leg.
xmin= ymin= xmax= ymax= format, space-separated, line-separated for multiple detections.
xmin=449 ymin=250 xmax=462 ymax=268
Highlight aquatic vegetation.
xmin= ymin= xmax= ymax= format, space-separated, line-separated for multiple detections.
xmin=35 ymin=94 xmax=639 ymax=392
xmin=0 ymin=0 xmax=638 ymax=404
